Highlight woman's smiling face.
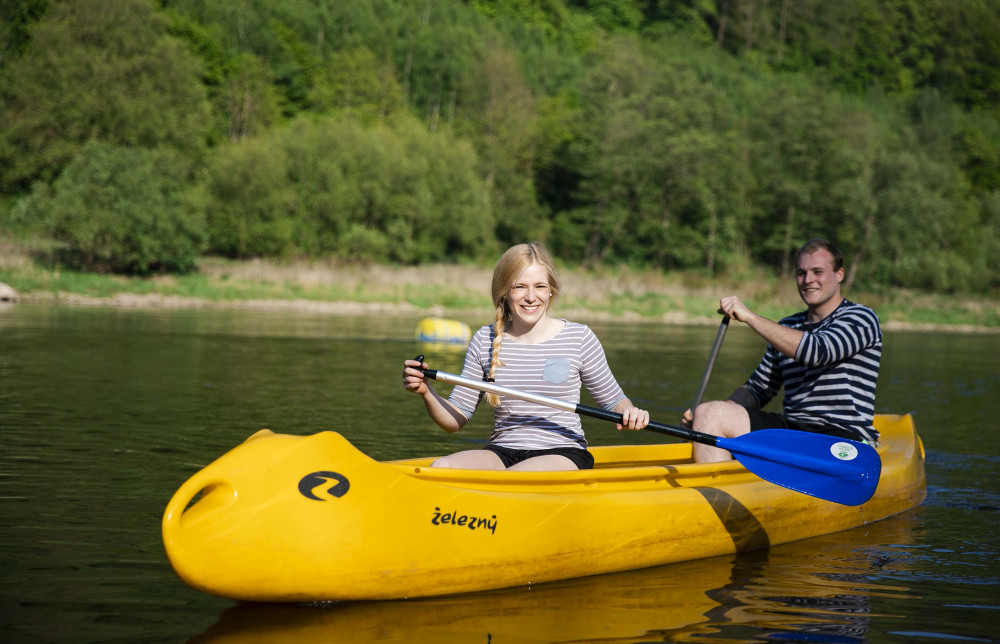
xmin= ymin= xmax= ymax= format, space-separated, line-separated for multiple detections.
xmin=507 ymin=262 xmax=552 ymax=332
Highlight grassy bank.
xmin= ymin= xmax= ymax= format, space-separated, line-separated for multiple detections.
xmin=1 ymin=241 xmax=997 ymax=332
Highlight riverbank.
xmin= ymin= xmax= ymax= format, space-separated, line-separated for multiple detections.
xmin=1 ymin=251 xmax=997 ymax=333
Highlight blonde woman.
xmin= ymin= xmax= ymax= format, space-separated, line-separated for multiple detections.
xmin=402 ymin=242 xmax=649 ymax=471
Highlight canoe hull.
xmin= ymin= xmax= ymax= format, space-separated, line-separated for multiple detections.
xmin=162 ymin=414 xmax=925 ymax=602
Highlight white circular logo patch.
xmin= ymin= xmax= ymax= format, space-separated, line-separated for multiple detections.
xmin=831 ymin=442 xmax=859 ymax=461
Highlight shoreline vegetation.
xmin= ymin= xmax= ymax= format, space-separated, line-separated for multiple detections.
xmin=2 ymin=243 xmax=996 ymax=333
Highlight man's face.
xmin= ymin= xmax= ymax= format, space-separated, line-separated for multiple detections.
xmin=796 ymin=249 xmax=843 ymax=312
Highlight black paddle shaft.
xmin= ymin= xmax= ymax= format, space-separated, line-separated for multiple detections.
xmin=691 ymin=316 xmax=730 ymax=411
xmin=571 ymin=400 xmax=719 ymax=446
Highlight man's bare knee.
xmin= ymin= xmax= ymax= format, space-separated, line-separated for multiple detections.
xmin=691 ymin=401 xmax=731 ymax=435
xmin=692 ymin=401 xmax=750 ymax=440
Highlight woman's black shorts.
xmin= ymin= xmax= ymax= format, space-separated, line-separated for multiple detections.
xmin=483 ymin=444 xmax=595 ymax=470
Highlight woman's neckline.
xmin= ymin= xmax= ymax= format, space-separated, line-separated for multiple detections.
xmin=504 ymin=318 xmax=567 ymax=345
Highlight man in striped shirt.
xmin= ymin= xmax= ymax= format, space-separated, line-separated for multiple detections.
xmin=682 ymin=238 xmax=882 ymax=463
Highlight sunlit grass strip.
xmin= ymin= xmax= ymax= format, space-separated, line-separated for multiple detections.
xmin=1 ymin=257 xmax=997 ymax=330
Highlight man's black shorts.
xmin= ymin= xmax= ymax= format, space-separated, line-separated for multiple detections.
xmin=744 ymin=408 xmax=873 ymax=443
xmin=483 ymin=444 xmax=596 ymax=470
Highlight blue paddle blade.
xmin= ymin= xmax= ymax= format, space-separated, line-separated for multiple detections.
xmin=718 ymin=429 xmax=882 ymax=506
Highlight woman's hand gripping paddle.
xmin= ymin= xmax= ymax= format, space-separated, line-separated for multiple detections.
xmin=412 ymin=344 xmax=881 ymax=506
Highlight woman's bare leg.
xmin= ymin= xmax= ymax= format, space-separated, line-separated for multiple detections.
xmin=430 ymin=450 xmax=506 ymax=470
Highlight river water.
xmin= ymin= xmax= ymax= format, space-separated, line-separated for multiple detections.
xmin=0 ymin=304 xmax=997 ymax=643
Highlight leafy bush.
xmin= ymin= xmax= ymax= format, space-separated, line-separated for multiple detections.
xmin=15 ymin=142 xmax=206 ymax=274
xmin=203 ymin=113 xmax=493 ymax=263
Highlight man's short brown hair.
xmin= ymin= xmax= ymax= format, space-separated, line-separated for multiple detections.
xmin=796 ymin=238 xmax=844 ymax=272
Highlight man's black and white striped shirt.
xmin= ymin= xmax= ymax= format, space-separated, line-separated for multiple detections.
xmin=744 ymin=299 xmax=882 ymax=444
xmin=448 ymin=321 xmax=627 ymax=450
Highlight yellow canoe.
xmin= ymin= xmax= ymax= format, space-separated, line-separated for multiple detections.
xmin=162 ymin=414 xmax=925 ymax=602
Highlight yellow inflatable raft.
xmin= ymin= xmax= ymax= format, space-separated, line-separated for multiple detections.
xmin=414 ymin=317 xmax=471 ymax=345
xmin=162 ymin=414 xmax=925 ymax=602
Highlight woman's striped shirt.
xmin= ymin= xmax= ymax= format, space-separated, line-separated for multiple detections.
xmin=448 ymin=321 xmax=627 ymax=450
xmin=744 ymin=299 xmax=882 ymax=444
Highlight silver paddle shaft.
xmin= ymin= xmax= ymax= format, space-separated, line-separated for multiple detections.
xmin=422 ymin=368 xmax=578 ymax=414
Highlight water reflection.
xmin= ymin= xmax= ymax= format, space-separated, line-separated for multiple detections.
xmin=190 ymin=512 xmax=921 ymax=643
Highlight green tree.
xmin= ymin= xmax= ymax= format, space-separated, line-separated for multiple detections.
xmin=923 ymin=0 xmax=1000 ymax=114
xmin=863 ymin=144 xmax=979 ymax=292
xmin=699 ymin=0 xmax=998 ymax=116
xmin=202 ymin=132 xmax=299 ymax=258
xmin=14 ymin=142 xmax=206 ymax=274
xmin=0 ymin=0 xmax=50 ymax=67
xmin=0 ymin=0 xmax=212 ymax=192
xmin=223 ymin=53 xmax=282 ymax=141
xmin=978 ymin=191 xmax=1000 ymax=289
xmin=458 ymin=41 xmax=546 ymax=245
xmin=269 ymin=18 xmax=322 ymax=115
xmin=745 ymin=83 xmax=845 ymax=276
xmin=311 ymin=47 xmax=406 ymax=119
xmin=548 ymin=36 xmax=748 ymax=271
xmin=567 ymin=0 xmax=644 ymax=32
xmin=162 ymin=0 xmax=491 ymax=129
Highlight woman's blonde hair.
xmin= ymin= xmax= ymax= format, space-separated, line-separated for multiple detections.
xmin=485 ymin=242 xmax=561 ymax=407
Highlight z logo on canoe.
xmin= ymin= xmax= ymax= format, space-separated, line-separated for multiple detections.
xmin=298 ymin=471 xmax=350 ymax=500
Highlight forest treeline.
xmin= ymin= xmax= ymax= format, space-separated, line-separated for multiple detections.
xmin=1 ymin=0 xmax=998 ymax=292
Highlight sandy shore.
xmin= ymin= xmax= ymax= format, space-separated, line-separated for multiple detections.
xmin=17 ymin=289 xmax=703 ymax=325
xmin=14 ymin=288 xmax=996 ymax=334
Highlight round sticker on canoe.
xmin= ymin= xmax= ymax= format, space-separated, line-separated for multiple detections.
xmin=830 ymin=442 xmax=859 ymax=461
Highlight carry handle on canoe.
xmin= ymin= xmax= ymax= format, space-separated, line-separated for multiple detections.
xmin=413 ymin=355 xmax=882 ymax=507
